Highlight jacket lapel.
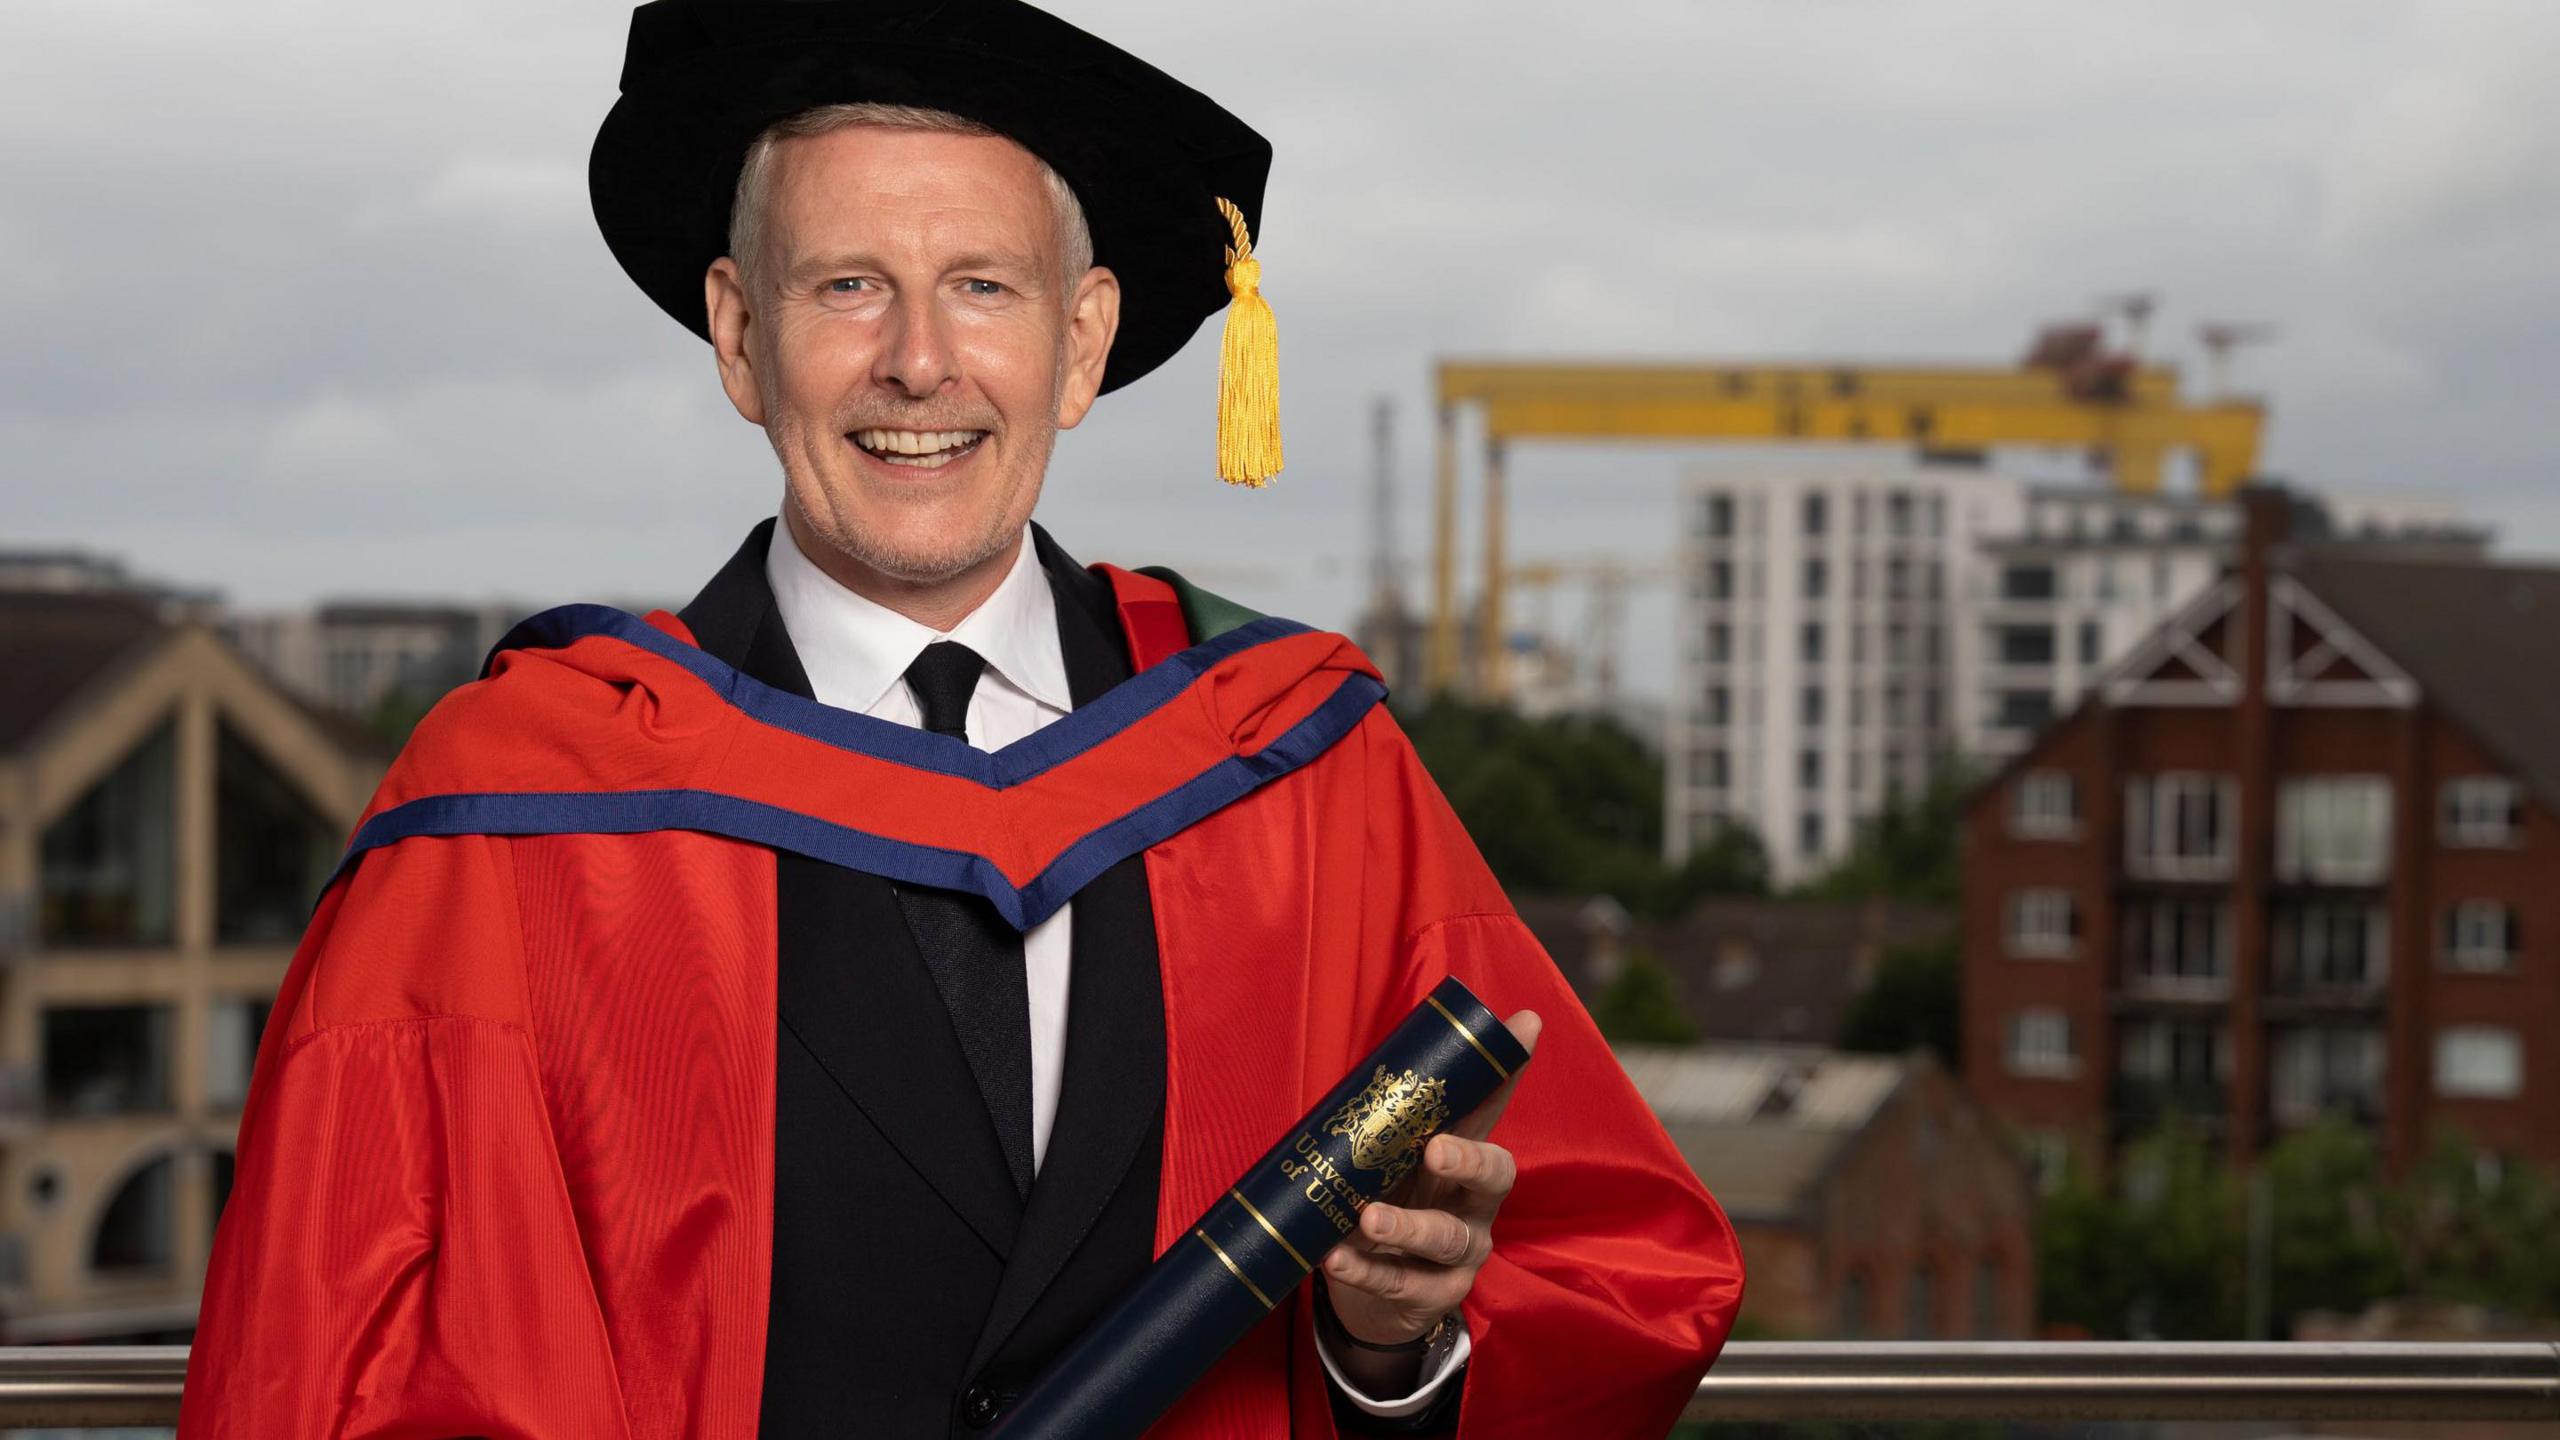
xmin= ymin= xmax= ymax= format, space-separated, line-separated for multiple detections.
xmin=682 ymin=520 xmax=1023 ymax=1258
xmin=963 ymin=525 xmax=1170 ymax=1376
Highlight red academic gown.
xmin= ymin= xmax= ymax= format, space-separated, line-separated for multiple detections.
xmin=179 ymin=563 xmax=1744 ymax=1439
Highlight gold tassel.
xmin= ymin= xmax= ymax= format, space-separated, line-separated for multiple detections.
xmin=1214 ymin=196 xmax=1282 ymax=487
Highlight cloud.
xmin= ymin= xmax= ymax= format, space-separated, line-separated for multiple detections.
xmin=2 ymin=0 xmax=2556 ymax=698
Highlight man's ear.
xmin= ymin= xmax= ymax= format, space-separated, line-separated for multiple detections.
xmin=706 ymin=257 xmax=766 ymax=426
xmin=1054 ymin=265 xmax=1121 ymax=430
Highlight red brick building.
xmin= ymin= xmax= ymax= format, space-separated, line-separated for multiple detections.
xmin=1622 ymin=1045 xmax=2035 ymax=1339
xmin=1962 ymin=488 xmax=2560 ymax=1175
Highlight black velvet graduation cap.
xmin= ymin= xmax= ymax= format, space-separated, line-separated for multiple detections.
xmin=590 ymin=0 xmax=1276 ymax=416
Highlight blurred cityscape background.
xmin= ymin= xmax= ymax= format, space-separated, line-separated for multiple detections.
xmin=6 ymin=1 xmax=2560 ymax=1435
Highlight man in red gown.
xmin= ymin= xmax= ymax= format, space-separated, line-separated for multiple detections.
xmin=179 ymin=2 xmax=1743 ymax=1435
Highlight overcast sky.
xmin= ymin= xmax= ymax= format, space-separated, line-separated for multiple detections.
xmin=7 ymin=1 xmax=2556 ymax=700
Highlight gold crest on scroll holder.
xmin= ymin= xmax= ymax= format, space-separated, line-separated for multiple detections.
xmin=1324 ymin=1067 xmax=1452 ymax=1188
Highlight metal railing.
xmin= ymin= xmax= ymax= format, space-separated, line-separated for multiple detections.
xmin=0 ymin=1342 xmax=2555 ymax=1427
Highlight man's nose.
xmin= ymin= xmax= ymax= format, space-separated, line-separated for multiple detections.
xmin=874 ymin=289 xmax=958 ymax=397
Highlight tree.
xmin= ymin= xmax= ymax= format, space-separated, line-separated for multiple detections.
xmin=1837 ymin=936 xmax=1960 ymax=1067
xmin=1593 ymin=945 xmax=1699 ymax=1045
xmin=2263 ymin=1120 xmax=2400 ymax=1324
xmin=364 ymin=685 xmax=447 ymax=751
xmin=2035 ymin=1124 xmax=2242 ymax=1339
xmin=1399 ymin=698 xmax=1768 ymax=916
xmin=2387 ymin=1132 xmax=2560 ymax=1317
xmin=1799 ymin=760 xmax=1978 ymax=904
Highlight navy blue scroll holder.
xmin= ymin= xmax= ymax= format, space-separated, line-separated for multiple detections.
xmin=989 ymin=975 xmax=1531 ymax=1439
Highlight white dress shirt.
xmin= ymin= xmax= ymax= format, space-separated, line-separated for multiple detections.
xmin=765 ymin=516 xmax=1466 ymax=1416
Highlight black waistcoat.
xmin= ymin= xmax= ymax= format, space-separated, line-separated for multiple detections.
xmin=678 ymin=519 xmax=1167 ymax=1438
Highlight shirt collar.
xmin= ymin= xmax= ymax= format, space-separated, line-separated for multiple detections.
xmin=764 ymin=516 xmax=1072 ymax=717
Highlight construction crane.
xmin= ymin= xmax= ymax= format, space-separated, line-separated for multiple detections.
xmin=2197 ymin=321 xmax=2278 ymax=399
xmin=1505 ymin=557 xmax=1671 ymax=714
xmin=1426 ymin=321 xmax=2269 ymax=696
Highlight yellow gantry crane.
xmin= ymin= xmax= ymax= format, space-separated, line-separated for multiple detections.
xmin=1426 ymin=323 xmax=2269 ymax=697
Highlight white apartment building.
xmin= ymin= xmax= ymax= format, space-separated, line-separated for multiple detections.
xmin=1964 ymin=488 xmax=2483 ymax=758
xmin=1667 ymin=462 xmax=2025 ymax=887
xmin=1669 ymin=469 xmax=2480 ymax=888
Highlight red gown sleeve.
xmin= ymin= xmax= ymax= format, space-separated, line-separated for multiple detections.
xmin=179 ymin=837 xmax=633 ymax=1440
xmin=1360 ymin=711 xmax=1745 ymax=1438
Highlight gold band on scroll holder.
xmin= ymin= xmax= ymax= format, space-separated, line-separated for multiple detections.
xmin=1195 ymin=1229 xmax=1275 ymax=1310
xmin=1426 ymin=995 xmax=1511 ymax=1081
xmin=1229 ymin=1189 xmax=1312 ymax=1275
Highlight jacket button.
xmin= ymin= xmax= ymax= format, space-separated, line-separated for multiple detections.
xmin=961 ymin=1384 xmax=1003 ymax=1429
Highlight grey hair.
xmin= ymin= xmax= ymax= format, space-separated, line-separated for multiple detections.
xmin=727 ymin=102 xmax=1094 ymax=301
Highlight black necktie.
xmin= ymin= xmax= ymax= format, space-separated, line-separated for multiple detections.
xmin=896 ymin=642 xmax=1037 ymax=1198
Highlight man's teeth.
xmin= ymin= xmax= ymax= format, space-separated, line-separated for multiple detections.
xmin=854 ymin=428 xmax=986 ymax=460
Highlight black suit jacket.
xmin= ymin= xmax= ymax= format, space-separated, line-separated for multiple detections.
xmin=680 ymin=520 xmax=1455 ymax=1437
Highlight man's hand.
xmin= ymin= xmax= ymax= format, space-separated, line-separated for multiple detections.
xmin=1321 ymin=1009 xmax=1541 ymax=1392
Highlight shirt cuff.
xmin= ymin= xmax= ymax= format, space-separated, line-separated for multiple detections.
xmin=1315 ymin=1316 xmax=1471 ymax=1418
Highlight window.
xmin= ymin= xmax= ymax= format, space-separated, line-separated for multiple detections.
xmin=39 ymin=718 xmax=178 ymax=947
xmin=2273 ymin=905 xmax=2389 ymax=993
xmin=43 ymin=1006 xmax=174 ymax=1117
xmin=1704 ymin=494 xmax=1735 ymax=538
xmin=2272 ymin=1026 xmax=2384 ymax=1125
xmin=1886 ymin=558 xmax=1912 ymax=601
xmin=1801 ymin=622 xmax=1825 ymax=664
xmin=2125 ymin=773 xmax=2237 ymax=880
xmin=1906 ymin=1262 xmax=1939 ymax=1339
xmin=1703 ymin=686 xmax=1730 ymax=726
xmin=2005 ymin=889 xmax=2078 ymax=958
xmin=1801 ymin=686 xmax=1826 ymax=727
xmin=1997 ymin=626 xmax=2056 ymax=666
xmin=1706 ymin=624 xmax=1731 ymax=664
xmin=1706 ymin=560 xmax=1733 ymax=600
xmin=1993 ymin=691 xmax=2056 ymax=732
xmin=2441 ymin=777 xmax=2523 ymax=847
xmin=2122 ymin=901 xmax=2231 ymax=995
xmin=1799 ymin=811 xmax=1824 ymax=856
xmin=1802 ymin=492 xmax=1829 ymax=535
xmin=208 ymin=997 xmax=273 ymax=1111
xmin=1840 ymin=1269 xmax=1872 ymax=1338
xmin=217 ymin=722 xmax=340 ymax=945
xmin=1799 ymin=749 xmax=1823 ymax=790
xmin=1973 ymin=1255 xmax=2006 ymax=1338
xmin=1803 ymin=557 xmax=1829 ymax=599
xmin=2442 ymin=902 xmax=2518 ymax=972
xmin=1887 ymin=492 xmax=1914 ymax=537
xmin=1849 ymin=688 xmax=1867 ymax=727
xmin=1702 ymin=748 xmax=1730 ymax=788
xmin=2119 ymin=1019 xmax=2229 ymax=1089
xmin=92 ymin=1154 xmax=177 ymax=1277
xmin=2000 ymin=564 xmax=2057 ymax=601
xmin=2011 ymin=772 xmax=2077 ymax=839
xmin=2004 ymin=1010 xmax=2077 ymax=1077
xmin=2435 ymin=1027 xmax=2523 ymax=1099
xmin=2079 ymin=620 xmax=2103 ymax=666
xmin=2276 ymin=777 xmax=2392 ymax=884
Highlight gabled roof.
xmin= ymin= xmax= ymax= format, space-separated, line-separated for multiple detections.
xmin=2289 ymin=550 xmax=2560 ymax=813
xmin=0 ymin=590 xmax=169 ymax=754
xmin=1615 ymin=1045 xmax=1910 ymax=1223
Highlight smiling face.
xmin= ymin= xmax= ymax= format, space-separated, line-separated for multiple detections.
xmin=706 ymin=124 xmax=1119 ymax=610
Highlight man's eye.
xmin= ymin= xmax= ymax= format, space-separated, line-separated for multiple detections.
xmin=825 ymin=278 xmax=872 ymax=293
xmin=963 ymin=279 xmax=1005 ymax=297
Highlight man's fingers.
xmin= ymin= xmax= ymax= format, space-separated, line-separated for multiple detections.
xmin=1359 ymin=1201 xmax=1480 ymax=1267
xmin=1326 ymin=1243 xmax=1471 ymax=1314
xmin=1449 ymin=1009 xmax=1541 ymax=1143
xmin=1423 ymin=1134 xmax=1518 ymax=1211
